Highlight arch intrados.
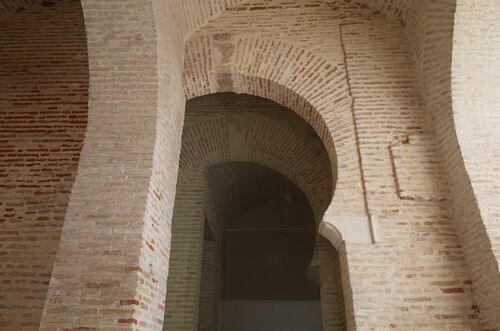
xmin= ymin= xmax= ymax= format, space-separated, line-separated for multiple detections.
xmin=181 ymin=92 xmax=333 ymax=222
xmin=184 ymin=75 xmax=338 ymax=187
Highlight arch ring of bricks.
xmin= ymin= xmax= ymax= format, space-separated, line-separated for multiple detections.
xmin=183 ymin=35 xmax=375 ymax=247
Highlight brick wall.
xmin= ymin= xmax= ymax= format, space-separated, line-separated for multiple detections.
xmin=163 ymin=175 xmax=205 ymax=331
xmin=0 ymin=0 xmax=497 ymax=330
xmin=197 ymin=221 xmax=218 ymax=331
xmin=40 ymin=0 xmax=184 ymax=329
xmin=166 ymin=94 xmax=343 ymax=330
xmin=181 ymin=3 xmax=500 ymax=327
xmin=318 ymin=237 xmax=346 ymax=331
xmin=0 ymin=1 xmax=88 ymax=329
xmin=181 ymin=93 xmax=333 ymax=221
xmin=395 ymin=1 xmax=500 ymax=327
xmin=341 ymin=13 xmax=479 ymax=330
xmin=182 ymin=2 xmax=480 ymax=329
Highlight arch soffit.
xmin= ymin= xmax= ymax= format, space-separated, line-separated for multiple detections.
xmin=179 ymin=110 xmax=333 ymax=221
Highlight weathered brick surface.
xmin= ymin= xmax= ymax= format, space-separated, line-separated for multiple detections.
xmin=165 ymin=93 xmax=338 ymax=330
xmin=197 ymin=222 xmax=218 ymax=331
xmin=341 ymin=14 xmax=479 ymax=330
xmin=0 ymin=1 xmax=88 ymax=329
xmin=181 ymin=2 xmax=481 ymax=329
xmin=450 ymin=1 xmax=500 ymax=328
xmin=318 ymin=237 xmax=346 ymax=331
xmin=181 ymin=93 xmax=333 ymax=220
xmin=389 ymin=134 xmax=449 ymax=202
xmin=39 ymin=0 xmax=177 ymax=329
xmin=399 ymin=1 xmax=500 ymax=327
xmin=163 ymin=174 xmax=205 ymax=331
xmin=183 ymin=33 xmax=368 ymax=229
xmin=0 ymin=0 xmax=498 ymax=330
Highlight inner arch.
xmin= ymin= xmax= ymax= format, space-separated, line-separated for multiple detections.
xmin=211 ymin=162 xmax=322 ymax=331
xmin=180 ymin=92 xmax=334 ymax=222
xmin=163 ymin=92 xmax=346 ymax=330
xmin=182 ymin=34 xmax=371 ymax=240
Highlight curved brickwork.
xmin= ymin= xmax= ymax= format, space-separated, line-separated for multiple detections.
xmin=169 ymin=159 xmax=343 ymax=331
xmin=166 ymin=94 xmax=340 ymax=331
xmin=180 ymin=93 xmax=333 ymax=221
xmin=337 ymin=12 xmax=478 ymax=330
xmin=182 ymin=2 xmax=481 ymax=329
xmin=36 ymin=0 xmax=189 ymax=329
xmin=216 ymin=9 xmax=498 ymax=311
xmin=40 ymin=0 xmax=172 ymax=329
xmin=450 ymin=1 xmax=500 ymax=328
xmin=183 ymin=34 xmax=367 ymax=223
xmin=391 ymin=0 xmax=500 ymax=326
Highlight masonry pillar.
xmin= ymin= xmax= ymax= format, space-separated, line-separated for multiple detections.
xmin=39 ymin=0 xmax=183 ymax=329
xmin=318 ymin=237 xmax=346 ymax=331
xmin=163 ymin=174 xmax=206 ymax=331
xmin=198 ymin=220 xmax=219 ymax=331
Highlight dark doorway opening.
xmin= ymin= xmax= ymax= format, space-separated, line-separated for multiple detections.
xmin=212 ymin=163 xmax=322 ymax=331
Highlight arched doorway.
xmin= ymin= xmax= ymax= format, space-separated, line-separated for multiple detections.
xmin=212 ymin=162 xmax=347 ymax=331
xmin=163 ymin=92 xmax=346 ymax=331
xmin=213 ymin=162 xmax=321 ymax=331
